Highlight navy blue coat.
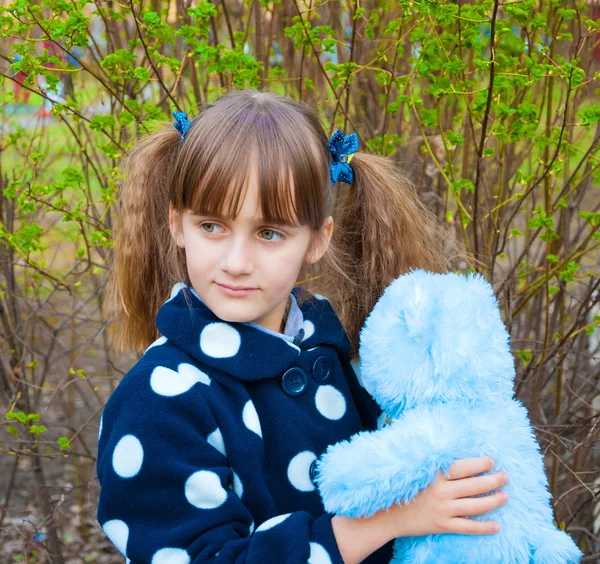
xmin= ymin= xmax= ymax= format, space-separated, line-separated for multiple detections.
xmin=97 ymin=283 xmax=394 ymax=563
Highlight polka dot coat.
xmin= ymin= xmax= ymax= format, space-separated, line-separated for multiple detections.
xmin=96 ymin=284 xmax=394 ymax=563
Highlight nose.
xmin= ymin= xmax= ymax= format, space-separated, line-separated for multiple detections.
xmin=219 ymin=234 xmax=254 ymax=277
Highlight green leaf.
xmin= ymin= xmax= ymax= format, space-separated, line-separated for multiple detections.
xmin=90 ymin=114 xmax=116 ymax=131
xmin=62 ymin=167 xmax=84 ymax=184
xmin=365 ymin=11 xmax=379 ymax=41
xmin=555 ymin=198 xmax=567 ymax=209
xmin=131 ymin=67 xmax=149 ymax=80
xmin=579 ymin=212 xmax=600 ymax=227
xmin=29 ymin=152 xmax=46 ymax=164
xmin=29 ymin=425 xmax=47 ymax=435
xmin=446 ymin=130 xmax=464 ymax=146
xmin=451 ymin=179 xmax=475 ymax=194
xmin=57 ymin=437 xmax=70 ymax=450
xmin=187 ymin=0 xmax=218 ymax=19
xmin=516 ymin=348 xmax=532 ymax=367
xmin=558 ymin=261 xmax=580 ymax=283
xmin=353 ymin=7 xmax=366 ymax=20
xmin=120 ymin=111 xmax=135 ymax=125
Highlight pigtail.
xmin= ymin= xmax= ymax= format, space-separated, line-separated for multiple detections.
xmin=322 ymin=152 xmax=452 ymax=358
xmin=103 ymin=125 xmax=185 ymax=354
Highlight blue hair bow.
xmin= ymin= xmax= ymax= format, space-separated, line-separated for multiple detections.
xmin=173 ymin=111 xmax=192 ymax=141
xmin=328 ymin=129 xmax=359 ymax=184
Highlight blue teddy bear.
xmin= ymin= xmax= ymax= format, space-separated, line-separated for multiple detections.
xmin=317 ymin=269 xmax=582 ymax=563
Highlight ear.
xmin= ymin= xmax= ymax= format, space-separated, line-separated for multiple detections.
xmin=305 ymin=215 xmax=334 ymax=265
xmin=169 ymin=204 xmax=185 ymax=249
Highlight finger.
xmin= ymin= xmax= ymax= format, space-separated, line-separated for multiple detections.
xmin=447 ymin=517 xmax=502 ymax=536
xmin=446 ymin=457 xmax=495 ymax=480
xmin=449 ymin=472 xmax=509 ymax=498
xmin=452 ymin=490 xmax=509 ymax=517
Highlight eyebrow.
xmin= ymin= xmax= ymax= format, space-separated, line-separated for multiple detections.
xmin=191 ymin=212 xmax=299 ymax=228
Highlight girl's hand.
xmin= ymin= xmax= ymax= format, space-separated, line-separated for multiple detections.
xmin=331 ymin=456 xmax=509 ymax=564
xmin=385 ymin=455 xmax=509 ymax=539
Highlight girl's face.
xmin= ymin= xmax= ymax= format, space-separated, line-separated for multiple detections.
xmin=169 ymin=169 xmax=333 ymax=333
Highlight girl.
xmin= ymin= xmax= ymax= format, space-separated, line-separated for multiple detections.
xmin=97 ymin=89 xmax=510 ymax=564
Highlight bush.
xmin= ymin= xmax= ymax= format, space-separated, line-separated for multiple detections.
xmin=0 ymin=0 xmax=598 ymax=560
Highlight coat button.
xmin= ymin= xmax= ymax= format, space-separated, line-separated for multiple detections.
xmin=281 ymin=367 xmax=308 ymax=397
xmin=312 ymin=356 xmax=333 ymax=384
xmin=309 ymin=458 xmax=319 ymax=486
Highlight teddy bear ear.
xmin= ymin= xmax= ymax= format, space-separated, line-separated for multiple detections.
xmin=359 ymin=268 xmax=438 ymax=370
xmin=384 ymin=268 xmax=438 ymax=346
xmin=358 ymin=269 xmax=437 ymax=416
xmin=429 ymin=271 xmax=510 ymax=367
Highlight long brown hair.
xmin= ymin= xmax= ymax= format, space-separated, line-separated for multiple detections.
xmin=104 ymin=88 xmax=450 ymax=356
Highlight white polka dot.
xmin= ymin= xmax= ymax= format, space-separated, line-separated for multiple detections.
xmin=309 ymin=542 xmax=332 ymax=564
xmin=200 ymin=323 xmax=241 ymax=358
xmin=287 ymin=451 xmax=316 ymax=492
xmin=242 ymin=400 xmax=262 ymax=438
xmin=185 ymin=470 xmax=227 ymax=509
xmin=98 ymin=414 xmax=103 ymax=442
xmin=152 ymin=548 xmax=190 ymax=564
xmin=103 ymin=519 xmax=129 ymax=557
xmin=150 ymin=364 xmax=210 ymax=397
xmin=315 ymin=385 xmax=346 ymax=420
xmin=302 ymin=320 xmax=315 ymax=340
xmin=249 ymin=520 xmax=255 ymax=535
xmin=112 ymin=435 xmax=144 ymax=478
xmin=169 ymin=282 xmax=187 ymax=301
xmin=229 ymin=470 xmax=243 ymax=498
xmin=313 ymin=293 xmax=328 ymax=301
xmin=255 ymin=513 xmax=291 ymax=532
xmin=207 ymin=428 xmax=226 ymax=457
xmin=144 ymin=335 xmax=167 ymax=354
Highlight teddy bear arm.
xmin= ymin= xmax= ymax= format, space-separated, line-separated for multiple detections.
xmin=317 ymin=409 xmax=463 ymax=519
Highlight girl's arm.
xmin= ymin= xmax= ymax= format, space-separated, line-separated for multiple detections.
xmin=332 ymin=456 xmax=509 ymax=564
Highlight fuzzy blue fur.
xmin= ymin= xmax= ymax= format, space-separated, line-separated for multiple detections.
xmin=317 ymin=269 xmax=583 ymax=563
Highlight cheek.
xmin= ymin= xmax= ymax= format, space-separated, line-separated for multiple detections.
xmin=182 ymin=237 xmax=216 ymax=273
xmin=262 ymin=244 xmax=307 ymax=281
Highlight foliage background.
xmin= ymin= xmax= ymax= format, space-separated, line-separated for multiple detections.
xmin=0 ymin=0 xmax=599 ymax=561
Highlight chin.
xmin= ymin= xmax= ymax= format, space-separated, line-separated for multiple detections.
xmin=210 ymin=305 xmax=257 ymax=324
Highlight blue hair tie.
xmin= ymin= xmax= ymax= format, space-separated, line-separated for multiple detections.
xmin=328 ymin=129 xmax=359 ymax=185
xmin=173 ymin=111 xmax=192 ymax=141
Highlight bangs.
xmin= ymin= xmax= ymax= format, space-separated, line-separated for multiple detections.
xmin=172 ymin=95 xmax=328 ymax=229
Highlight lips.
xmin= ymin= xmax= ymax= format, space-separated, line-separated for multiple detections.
xmin=217 ymin=283 xmax=257 ymax=291
xmin=215 ymin=283 xmax=259 ymax=297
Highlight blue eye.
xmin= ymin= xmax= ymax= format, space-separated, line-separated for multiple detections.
xmin=261 ymin=229 xmax=284 ymax=242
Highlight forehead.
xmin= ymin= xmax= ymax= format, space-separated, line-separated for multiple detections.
xmin=195 ymin=185 xmax=299 ymax=228
xmin=190 ymin=155 xmax=302 ymax=227
xmin=172 ymin=98 xmax=329 ymax=231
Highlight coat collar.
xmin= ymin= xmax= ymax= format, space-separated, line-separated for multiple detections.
xmin=155 ymin=283 xmax=351 ymax=381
